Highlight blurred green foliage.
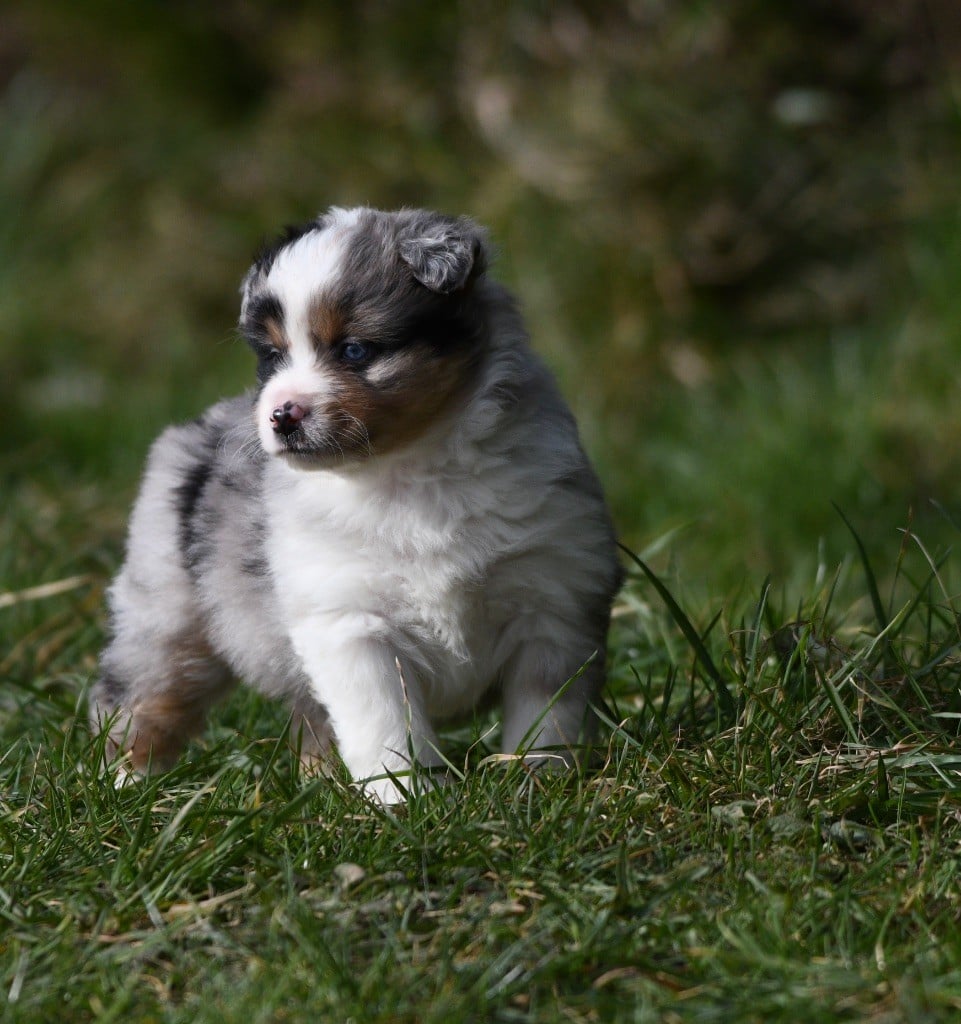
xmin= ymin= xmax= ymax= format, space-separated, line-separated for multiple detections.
xmin=4 ymin=13 xmax=961 ymax=1020
xmin=4 ymin=0 xmax=961 ymax=583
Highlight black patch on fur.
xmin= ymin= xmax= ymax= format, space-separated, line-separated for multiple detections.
xmin=240 ymin=512 xmax=269 ymax=577
xmin=241 ymin=554 xmax=270 ymax=577
xmin=254 ymin=346 xmax=288 ymax=387
xmin=244 ymin=293 xmax=285 ymax=334
xmin=239 ymin=293 xmax=291 ymax=386
xmin=174 ymin=457 xmax=214 ymax=571
xmin=97 ymin=670 xmax=126 ymax=706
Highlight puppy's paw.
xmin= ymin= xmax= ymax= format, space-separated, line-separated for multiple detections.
xmin=104 ymin=754 xmax=142 ymax=789
xmin=357 ymin=766 xmax=452 ymax=805
xmin=114 ymin=764 xmax=138 ymax=789
xmin=358 ymin=773 xmax=410 ymax=805
xmin=78 ymin=749 xmax=141 ymax=789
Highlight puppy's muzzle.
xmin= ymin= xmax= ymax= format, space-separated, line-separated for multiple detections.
xmin=270 ymin=400 xmax=308 ymax=437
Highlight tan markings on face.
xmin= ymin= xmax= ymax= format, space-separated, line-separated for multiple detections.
xmin=327 ymin=344 xmax=479 ymax=457
xmin=307 ymin=294 xmax=347 ymax=351
xmin=265 ymin=316 xmax=289 ymax=351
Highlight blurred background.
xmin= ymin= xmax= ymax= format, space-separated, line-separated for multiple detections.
xmin=4 ymin=0 xmax=961 ymax=599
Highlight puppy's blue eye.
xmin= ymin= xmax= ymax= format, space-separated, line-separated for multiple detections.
xmin=341 ymin=341 xmax=371 ymax=364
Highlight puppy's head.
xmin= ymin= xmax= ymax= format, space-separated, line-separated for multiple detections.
xmin=239 ymin=207 xmax=490 ymax=467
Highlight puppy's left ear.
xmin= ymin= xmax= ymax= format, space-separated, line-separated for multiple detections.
xmin=398 ymin=215 xmax=488 ymax=294
xmin=238 ymin=265 xmax=262 ymax=322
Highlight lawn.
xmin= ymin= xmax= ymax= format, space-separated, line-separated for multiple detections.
xmin=2 ymin=4 xmax=961 ymax=1022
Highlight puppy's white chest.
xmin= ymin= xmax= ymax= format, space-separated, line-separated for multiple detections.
xmin=266 ymin=467 xmax=491 ymax=681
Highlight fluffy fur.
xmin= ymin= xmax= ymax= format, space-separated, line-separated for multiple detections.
xmin=91 ymin=206 xmax=622 ymax=802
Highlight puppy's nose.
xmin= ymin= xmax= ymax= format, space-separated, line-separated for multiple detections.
xmin=270 ymin=400 xmax=307 ymax=436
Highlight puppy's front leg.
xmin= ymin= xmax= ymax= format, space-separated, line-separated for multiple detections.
xmin=289 ymin=623 xmax=443 ymax=803
xmin=500 ymin=639 xmax=604 ymax=764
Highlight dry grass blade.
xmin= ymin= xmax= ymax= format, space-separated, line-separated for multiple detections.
xmin=0 ymin=574 xmax=94 ymax=611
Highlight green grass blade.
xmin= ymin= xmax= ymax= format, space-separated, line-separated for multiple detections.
xmin=834 ymin=503 xmax=887 ymax=633
xmin=618 ymin=543 xmax=736 ymax=721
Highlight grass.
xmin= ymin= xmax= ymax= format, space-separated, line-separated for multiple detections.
xmin=2 ymin=519 xmax=961 ymax=1023
xmin=4 ymin=4 xmax=961 ymax=1021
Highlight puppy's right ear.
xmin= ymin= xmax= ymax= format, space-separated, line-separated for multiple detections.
xmin=239 ymin=265 xmax=263 ymax=323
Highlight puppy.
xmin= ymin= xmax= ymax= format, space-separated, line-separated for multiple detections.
xmin=91 ymin=207 xmax=622 ymax=803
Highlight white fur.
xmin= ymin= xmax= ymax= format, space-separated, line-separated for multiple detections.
xmin=264 ymin=207 xmax=360 ymax=334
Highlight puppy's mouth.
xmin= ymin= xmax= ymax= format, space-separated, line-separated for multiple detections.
xmin=275 ymin=434 xmax=330 ymax=461
xmin=273 ymin=431 xmax=369 ymax=467
xmin=276 ymin=428 xmax=308 ymax=451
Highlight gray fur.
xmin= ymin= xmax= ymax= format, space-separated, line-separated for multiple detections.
xmin=396 ymin=212 xmax=487 ymax=293
xmin=92 ymin=395 xmax=323 ymax=768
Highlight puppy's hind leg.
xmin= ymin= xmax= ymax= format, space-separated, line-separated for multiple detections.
xmin=91 ymin=626 xmax=235 ymax=775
